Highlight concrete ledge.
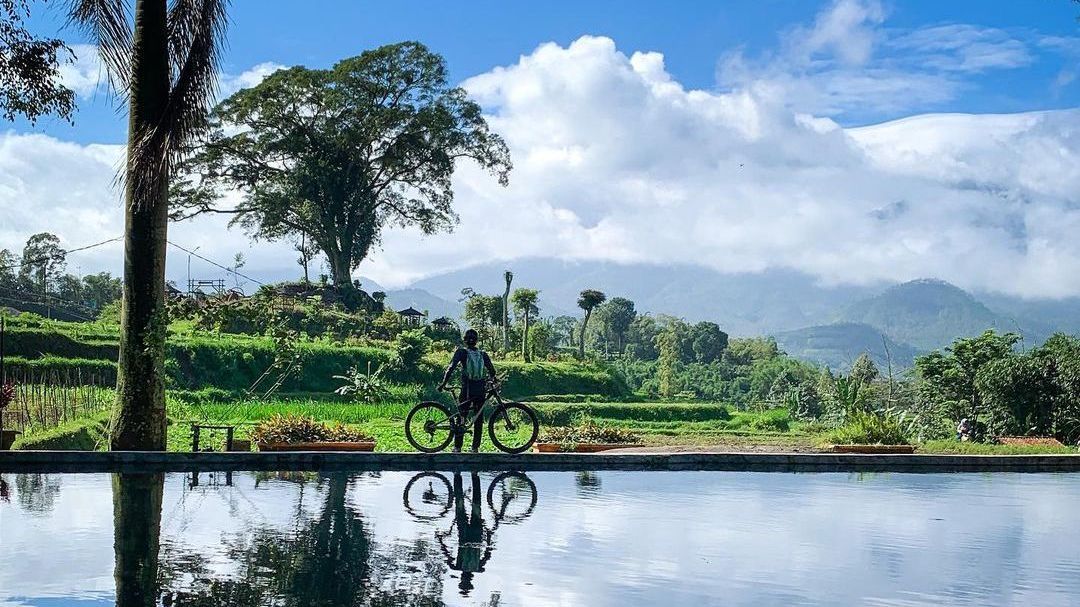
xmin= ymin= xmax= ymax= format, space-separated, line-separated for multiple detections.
xmin=2 ymin=451 xmax=1080 ymax=473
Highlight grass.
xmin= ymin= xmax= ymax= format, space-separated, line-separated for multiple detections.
xmin=918 ymin=440 xmax=1078 ymax=455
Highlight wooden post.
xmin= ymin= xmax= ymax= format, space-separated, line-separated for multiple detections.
xmin=191 ymin=425 xmax=200 ymax=452
xmin=225 ymin=426 xmax=234 ymax=452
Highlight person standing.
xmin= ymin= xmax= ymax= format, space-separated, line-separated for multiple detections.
xmin=439 ymin=329 xmax=497 ymax=452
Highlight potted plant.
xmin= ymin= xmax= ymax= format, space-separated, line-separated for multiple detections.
xmin=251 ymin=414 xmax=376 ymax=452
xmin=534 ymin=420 xmax=641 ymax=453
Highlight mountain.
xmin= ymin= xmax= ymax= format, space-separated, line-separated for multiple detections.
xmin=382 ymin=288 xmax=462 ymax=321
xmin=839 ymin=279 xmax=1021 ymax=351
xmin=408 ymin=259 xmax=875 ymax=335
xmin=774 ymin=322 xmax=921 ymax=371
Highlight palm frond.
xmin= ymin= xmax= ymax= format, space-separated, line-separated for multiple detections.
xmin=163 ymin=0 xmax=229 ymax=157
xmin=67 ymin=0 xmax=132 ymax=94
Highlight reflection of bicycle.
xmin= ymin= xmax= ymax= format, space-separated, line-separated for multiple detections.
xmin=402 ymin=471 xmax=538 ymax=596
xmin=404 ymin=380 xmax=539 ymax=453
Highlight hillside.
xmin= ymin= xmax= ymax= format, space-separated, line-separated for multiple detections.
xmin=840 ymin=279 xmax=1020 ymax=351
xmin=774 ymin=322 xmax=921 ymax=371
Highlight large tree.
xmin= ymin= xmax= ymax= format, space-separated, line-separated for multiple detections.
xmin=18 ymin=232 xmax=65 ymax=293
xmin=596 ymin=297 xmax=636 ymax=354
xmin=511 ymin=287 xmax=539 ymax=363
xmin=576 ymin=289 xmax=605 ymax=358
xmin=72 ymin=0 xmax=230 ymax=450
xmin=0 ymin=0 xmax=76 ymax=123
xmin=173 ymin=42 xmax=512 ymax=288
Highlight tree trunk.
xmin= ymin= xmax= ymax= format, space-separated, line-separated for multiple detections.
xmin=112 ymin=473 xmax=164 ymax=607
xmin=502 ymin=272 xmax=512 ymax=352
xmin=578 ymin=309 xmax=592 ymax=359
xmin=112 ymin=0 xmax=170 ymax=451
xmin=326 ymin=248 xmax=353 ymax=289
xmin=522 ymin=310 xmax=531 ymax=363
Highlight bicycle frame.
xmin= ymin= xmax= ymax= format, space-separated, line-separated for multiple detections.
xmin=445 ymin=382 xmax=508 ymax=430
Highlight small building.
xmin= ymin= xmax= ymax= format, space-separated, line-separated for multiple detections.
xmin=431 ymin=316 xmax=457 ymax=333
xmin=397 ymin=306 xmax=427 ymax=327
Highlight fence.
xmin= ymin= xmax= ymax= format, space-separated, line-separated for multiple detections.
xmin=0 ymin=366 xmax=113 ymax=434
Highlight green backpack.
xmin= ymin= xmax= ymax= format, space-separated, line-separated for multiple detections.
xmin=464 ymin=349 xmax=486 ymax=381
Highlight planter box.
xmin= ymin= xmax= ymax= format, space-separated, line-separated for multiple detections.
xmin=228 ymin=439 xmax=252 ymax=453
xmin=258 ymin=441 xmax=376 ymax=452
xmin=533 ymin=442 xmax=640 ymax=453
xmin=831 ymin=444 xmax=916 ymax=454
xmin=1 ymin=429 xmax=20 ymax=451
xmin=997 ymin=437 xmax=1064 ymax=447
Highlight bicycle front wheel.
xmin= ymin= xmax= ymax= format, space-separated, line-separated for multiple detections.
xmin=488 ymin=402 xmax=539 ymax=454
xmin=405 ymin=402 xmax=454 ymax=453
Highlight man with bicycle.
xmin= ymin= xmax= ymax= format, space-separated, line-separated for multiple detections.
xmin=438 ymin=328 xmax=498 ymax=452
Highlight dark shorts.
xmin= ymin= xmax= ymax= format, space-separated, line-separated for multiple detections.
xmin=459 ymin=380 xmax=487 ymax=406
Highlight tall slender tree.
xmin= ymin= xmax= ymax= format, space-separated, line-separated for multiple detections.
xmin=576 ymin=289 xmax=605 ymax=358
xmin=502 ymin=270 xmax=513 ymax=351
xmin=511 ymin=288 xmax=539 ymax=363
xmin=71 ymin=0 xmax=230 ymax=450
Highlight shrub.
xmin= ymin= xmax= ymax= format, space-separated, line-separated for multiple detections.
xmin=540 ymin=419 xmax=640 ymax=445
xmin=12 ymin=412 xmax=111 ymax=450
xmin=334 ymin=363 xmax=392 ymax=405
xmin=823 ymin=410 xmax=910 ymax=445
xmin=250 ymin=414 xmax=373 ymax=445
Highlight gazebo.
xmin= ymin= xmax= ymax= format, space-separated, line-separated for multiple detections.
xmin=431 ymin=316 xmax=457 ymax=333
xmin=397 ymin=307 xmax=427 ymax=327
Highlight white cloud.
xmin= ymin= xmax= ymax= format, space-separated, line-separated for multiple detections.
xmin=1 ymin=12 xmax=1078 ymax=299
xmin=718 ymin=0 xmax=1037 ymax=118
xmin=58 ymin=44 xmax=106 ymax=98
xmin=218 ymin=61 xmax=287 ymax=97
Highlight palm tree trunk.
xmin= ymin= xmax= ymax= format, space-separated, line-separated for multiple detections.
xmin=522 ymin=310 xmax=531 ymax=363
xmin=578 ymin=309 xmax=591 ymax=358
xmin=112 ymin=473 xmax=164 ymax=607
xmin=112 ymin=0 xmax=171 ymax=451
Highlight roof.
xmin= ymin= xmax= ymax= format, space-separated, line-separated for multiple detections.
xmin=397 ymin=307 xmax=426 ymax=317
xmin=432 ymin=316 xmax=455 ymax=325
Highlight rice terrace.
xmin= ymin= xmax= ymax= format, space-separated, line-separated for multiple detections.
xmin=2 ymin=1 xmax=1080 ymax=605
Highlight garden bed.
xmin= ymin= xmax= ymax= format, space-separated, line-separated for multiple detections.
xmin=997 ymin=437 xmax=1064 ymax=448
xmin=533 ymin=442 xmax=641 ymax=453
xmin=258 ymin=441 xmax=376 ymax=452
xmin=831 ymin=444 xmax=916 ymax=454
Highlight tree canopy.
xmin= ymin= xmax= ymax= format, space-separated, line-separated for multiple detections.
xmin=0 ymin=0 xmax=76 ymax=123
xmin=174 ymin=42 xmax=512 ymax=288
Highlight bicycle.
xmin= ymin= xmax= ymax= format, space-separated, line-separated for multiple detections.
xmin=404 ymin=379 xmax=540 ymax=453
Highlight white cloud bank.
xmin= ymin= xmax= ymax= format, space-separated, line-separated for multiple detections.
xmin=1 ymin=0 xmax=1079 ymax=298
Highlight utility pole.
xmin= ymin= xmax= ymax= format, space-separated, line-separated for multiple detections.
xmin=186 ymin=246 xmax=200 ymax=295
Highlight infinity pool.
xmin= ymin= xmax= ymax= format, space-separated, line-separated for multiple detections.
xmin=1 ymin=471 xmax=1078 ymax=606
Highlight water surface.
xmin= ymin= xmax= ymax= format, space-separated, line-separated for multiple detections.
xmin=1 ymin=471 xmax=1078 ymax=606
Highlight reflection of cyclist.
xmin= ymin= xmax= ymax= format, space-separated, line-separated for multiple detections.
xmin=449 ymin=471 xmax=490 ymax=594
xmin=438 ymin=329 xmax=497 ymax=453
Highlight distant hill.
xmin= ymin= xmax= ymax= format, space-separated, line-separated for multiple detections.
xmin=373 ymin=261 xmax=1079 ymax=368
xmin=382 ymin=288 xmax=462 ymax=321
xmin=839 ymin=279 xmax=1020 ymax=351
xmin=774 ymin=322 xmax=921 ymax=371
xmin=408 ymin=259 xmax=874 ymax=335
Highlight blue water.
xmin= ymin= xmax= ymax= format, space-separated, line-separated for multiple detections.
xmin=1 ymin=471 xmax=1078 ymax=606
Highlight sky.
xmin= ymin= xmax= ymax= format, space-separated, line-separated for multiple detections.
xmin=1 ymin=0 xmax=1079 ymax=297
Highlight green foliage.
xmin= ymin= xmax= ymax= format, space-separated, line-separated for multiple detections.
xmin=915 ymin=330 xmax=1020 ymax=425
xmin=333 ymin=363 xmax=392 ymax=406
xmin=823 ymin=410 xmax=910 ymax=445
xmin=174 ymin=42 xmax=511 ymax=287
xmin=531 ymin=402 xmax=732 ymax=426
xmin=540 ymin=419 xmax=640 ymax=445
xmin=250 ymin=414 xmax=373 ymax=445
xmin=391 ymin=329 xmax=430 ymax=370
xmin=11 ymin=412 xmax=111 ymax=451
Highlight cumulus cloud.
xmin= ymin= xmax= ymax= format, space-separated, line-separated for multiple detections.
xmin=363 ymin=32 xmax=1080 ymax=297
xmin=1 ymin=2 xmax=1078 ymax=299
xmin=57 ymin=44 xmax=106 ymax=97
xmin=218 ymin=61 xmax=287 ymax=97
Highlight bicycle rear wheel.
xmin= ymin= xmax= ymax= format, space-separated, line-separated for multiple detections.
xmin=405 ymin=402 xmax=455 ymax=453
xmin=488 ymin=402 xmax=539 ymax=454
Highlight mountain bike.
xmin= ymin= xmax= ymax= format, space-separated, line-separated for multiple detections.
xmin=404 ymin=379 xmax=539 ymax=453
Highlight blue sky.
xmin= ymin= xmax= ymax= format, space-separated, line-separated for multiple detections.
xmin=2 ymin=0 xmax=1080 ymax=297
xmin=17 ymin=0 xmax=1080 ymax=143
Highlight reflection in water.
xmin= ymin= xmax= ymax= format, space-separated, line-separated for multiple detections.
xmin=15 ymin=473 xmax=61 ymax=515
xmin=404 ymin=471 xmax=538 ymax=597
xmin=113 ymin=473 xmax=164 ymax=607
xmin=0 ymin=474 xmax=8 ymax=502
xmin=5 ymin=471 xmax=1080 ymax=606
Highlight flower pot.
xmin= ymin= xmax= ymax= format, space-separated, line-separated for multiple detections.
xmin=533 ymin=442 xmax=640 ymax=453
xmin=831 ymin=444 xmax=916 ymax=454
xmin=1 ymin=429 xmax=20 ymax=451
xmin=257 ymin=441 xmax=376 ymax=452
